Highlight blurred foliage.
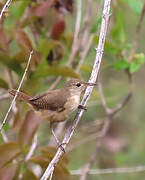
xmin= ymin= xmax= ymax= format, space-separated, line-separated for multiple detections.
xmin=0 ymin=0 xmax=145 ymax=179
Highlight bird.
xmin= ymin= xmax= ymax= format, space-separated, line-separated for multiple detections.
xmin=9 ymin=79 xmax=96 ymax=150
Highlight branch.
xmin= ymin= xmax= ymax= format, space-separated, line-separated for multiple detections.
xmin=47 ymin=0 xmax=83 ymax=91
xmin=71 ymin=165 xmax=145 ymax=175
xmin=80 ymin=72 xmax=132 ymax=180
xmin=0 ymin=50 xmax=33 ymax=131
xmin=80 ymin=143 xmax=99 ymax=180
xmin=79 ymin=0 xmax=92 ymax=49
xmin=40 ymin=0 xmax=111 ymax=179
xmin=0 ymin=0 xmax=12 ymax=20
xmin=25 ymin=133 xmax=38 ymax=162
xmin=76 ymin=2 xmax=145 ymax=179
xmin=76 ymin=35 xmax=94 ymax=73
xmin=67 ymin=0 xmax=82 ymax=67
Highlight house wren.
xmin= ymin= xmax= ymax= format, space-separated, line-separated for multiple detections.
xmin=9 ymin=79 xmax=96 ymax=149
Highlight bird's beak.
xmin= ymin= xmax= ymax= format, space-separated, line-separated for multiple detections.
xmin=84 ymin=82 xmax=96 ymax=86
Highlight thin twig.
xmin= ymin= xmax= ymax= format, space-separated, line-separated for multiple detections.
xmin=1 ymin=128 xmax=8 ymax=142
xmin=48 ymin=76 xmax=62 ymax=90
xmin=40 ymin=0 xmax=111 ymax=179
xmin=77 ymin=1 xmax=145 ymax=179
xmin=0 ymin=0 xmax=12 ymax=20
xmin=0 ymin=50 xmax=33 ymax=131
xmin=71 ymin=165 xmax=145 ymax=175
xmin=47 ymin=0 xmax=82 ymax=91
xmin=25 ymin=133 xmax=38 ymax=162
xmin=80 ymin=143 xmax=99 ymax=180
xmin=80 ymin=73 xmax=132 ymax=180
xmin=76 ymin=35 xmax=94 ymax=73
xmin=48 ymin=0 xmax=83 ymax=145
xmin=79 ymin=0 xmax=92 ymax=50
xmin=67 ymin=0 xmax=82 ymax=67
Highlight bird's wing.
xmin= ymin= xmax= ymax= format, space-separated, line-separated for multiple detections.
xmin=29 ymin=89 xmax=68 ymax=111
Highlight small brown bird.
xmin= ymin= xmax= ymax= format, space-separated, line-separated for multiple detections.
xmin=9 ymin=79 xmax=95 ymax=149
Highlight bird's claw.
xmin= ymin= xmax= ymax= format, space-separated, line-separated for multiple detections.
xmin=78 ymin=105 xmax=87 ymax=111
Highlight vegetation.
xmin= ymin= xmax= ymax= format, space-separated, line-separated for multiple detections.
xmin=0 ymin=0 xmax=145 ymax=179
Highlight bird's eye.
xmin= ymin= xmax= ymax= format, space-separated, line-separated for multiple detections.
xmin=76 ymin=82 xmax=81 ymax=87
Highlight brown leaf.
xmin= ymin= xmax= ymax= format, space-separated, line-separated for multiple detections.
xmin=0 ymin=27 xmax=9 ymax=53
xmin=40 ymin=146 xmax=69 ymax=165
xmin=50 ymin=16 xmax=65 ymax=40
xmin=0 ymin=142 xmax=21 ymax=168
xmin=18 ymin=110 xmax=42 ymax=146
xmin=13 ymin=29 xmax=33 ymax=52
xmin=0 ymin=163 xmax=19 ymax=180
xmin=30 ymin=155 xmax=50 ymax=169
xmin=31 ymin=0 xmax=54 ymax=17
xmin=30 ymin=155 xmax=71 ymax=180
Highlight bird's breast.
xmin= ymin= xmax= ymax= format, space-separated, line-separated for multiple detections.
xmin=65 ymin=95 xmax=80 ymax=111
xmin=40 ymin=95 xmax=80 ymax=123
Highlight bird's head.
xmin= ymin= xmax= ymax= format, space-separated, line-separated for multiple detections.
xmin=63 ymin=79 xmax=96 ymax=96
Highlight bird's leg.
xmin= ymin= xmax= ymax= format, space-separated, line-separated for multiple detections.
xmin=50 ymin=122 xmax=66 ymax=152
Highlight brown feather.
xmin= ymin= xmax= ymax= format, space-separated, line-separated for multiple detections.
xmin=9 ymin=89 xmax=31 ymax=103
xmin=29 ymin=89 xmax=69 ymax=111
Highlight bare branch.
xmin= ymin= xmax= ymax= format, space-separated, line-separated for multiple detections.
xmin=111 ymin=92 xmax=132 ymax=116
xmin=80 ymin=143 xmax=99 ymax=180
xmin=0 ymin=127 xmax=8 ymax=142
xmin=47 ymin=0 xmax=83 ymax=91
xmin=40 ymin=0 xmax=111 ymax=179
xmin=80 ymin=70 xmax=132 ymax=180
xmin=0 ymin=50 xmax=33 ymax=131
xmin=79 ymin=0 xmax=92 ymax=49
xmin=25 ymin=133 xmax=38 ymax=162
xmin=67 ymin=0 xmax=82 ymax=67
xmin=76 ymin=35 xmax=94 ymax=73
xmin=48 ymin=76 xmax=62 ymax=90
xmin=71 ymin=165 xmax=145 ymax=175
xmin=0 ymin=0 xmax=12 ymax=20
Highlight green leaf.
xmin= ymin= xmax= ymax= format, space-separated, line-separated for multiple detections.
xmin=91 ymin=14 xmax=101 ymax=33
xmin=16 ymin=0 xmax=30 ymax=19
xmin=128 ymin=0 xmax=142 ymax=14
xmin=111 ymin=9 xmax=125 ymax=43
xmin=113 ymin=59 xmax=129 ymax=70
xmin=0 ymin=142 xmax=21 ymax=168
xmin=133 ymin=53 xmax=145 ymax=64
xmin=129 ymin=53 xmax=145 ymax=73
xmin=37 ymin=39 xmax=51 ymax=58
xmin=0 ymin=54 xmax=23 ymax=76
xmin=129 ymin=62 xmax=140 ymax=73
xmin=0 ymin=78 xmax=9 ymax=89
xmin=33 ymin=61 xmax=80 ymax=79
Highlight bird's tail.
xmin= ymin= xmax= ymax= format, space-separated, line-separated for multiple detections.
xmin=9 ymin=89 xmax=31 ymax=103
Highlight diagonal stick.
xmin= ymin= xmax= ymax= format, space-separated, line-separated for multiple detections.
xmin=0 ymin=50 xmax=33 ymax=131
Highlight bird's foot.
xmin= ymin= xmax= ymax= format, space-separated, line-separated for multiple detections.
xmin=78 ymin=105 xmax=87 ymax=111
